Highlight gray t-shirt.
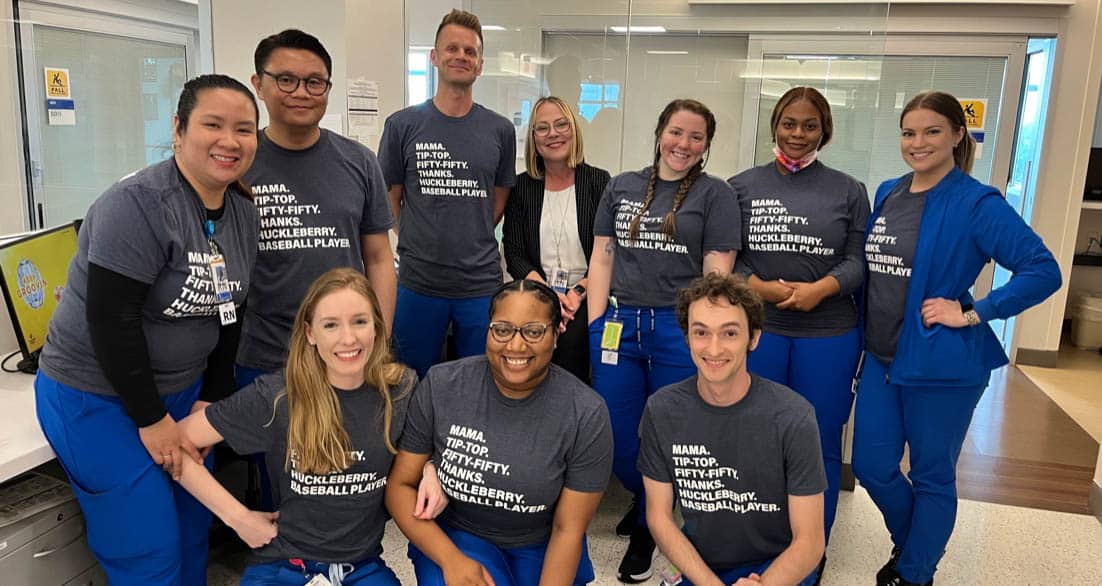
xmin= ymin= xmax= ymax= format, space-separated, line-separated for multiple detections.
xmin=206 ymin=369 xmax=416 ymax=564
xmin=40 ymin=158 xmax=258 ymax=396
xmin=379 ymin=101 xmax=516 ymax=298
xmin=865 ymin=177 xmax=927 ymax=363
xmin=638 ymin=375 xmax=826 ymax=570
xmin=593 ymin=169 xmax=741 ymax=307
xmin=399 ymin=356 xmax=613 ymax=548
xmin=730 ymin=162 xmax=870 ymax=337
xmin=238 ymin=129 xmax=395 ymax=371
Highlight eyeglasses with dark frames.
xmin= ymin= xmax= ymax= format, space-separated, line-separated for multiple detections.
xmin=488 ymin=321 xmax=552 ymax=344
xmin=261 ymin=70 xmax=332 ymax=96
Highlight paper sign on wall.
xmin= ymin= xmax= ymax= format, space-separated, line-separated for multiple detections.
xmin=347 ymin=78 xmax=379 ymax=145
xmin=959 ymin=98 xmax=987 ymax=160
xmin=44 ymin=67 xmax=75 ymax=126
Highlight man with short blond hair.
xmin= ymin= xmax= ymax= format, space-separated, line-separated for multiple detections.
xmin=379 ymin=9 xmax=516 ymax=378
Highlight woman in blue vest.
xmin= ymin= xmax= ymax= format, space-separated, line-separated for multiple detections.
xmin=852 ymin=91 xmax=1061 ymax=586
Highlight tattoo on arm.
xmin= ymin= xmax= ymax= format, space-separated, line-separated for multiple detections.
xmin=605 ymin=241 xmax=616 ymax=255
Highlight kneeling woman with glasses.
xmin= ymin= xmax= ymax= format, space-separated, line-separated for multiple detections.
xmin=387 ymin=279 xmax=614 ymax=586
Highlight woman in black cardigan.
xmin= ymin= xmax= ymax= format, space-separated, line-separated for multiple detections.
xmin=503 ymin=96 xmax=611 ymax=383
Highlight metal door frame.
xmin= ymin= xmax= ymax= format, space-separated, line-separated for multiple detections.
xmin=17 ymin=1 xmax=197 ymax=229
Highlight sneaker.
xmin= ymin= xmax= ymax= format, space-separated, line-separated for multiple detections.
xmin=616 ymin=498 xmax=639 ymax=537
xmin=875 ymin=547 xmax=903 ymax=585
xmin=617 ymin=526 xmax=656 ymax=583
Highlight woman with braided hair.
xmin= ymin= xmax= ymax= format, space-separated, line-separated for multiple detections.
xmin=586 ymin=98 xmax=741 ymax=583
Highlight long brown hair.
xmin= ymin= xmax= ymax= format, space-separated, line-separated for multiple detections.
xmin=628 ymin=99 xmax=716 ymax=243
xmin=279 ymin=268 xmax=407 ymax=474
xmin=900 ymin=91 xmax=976 ymax=174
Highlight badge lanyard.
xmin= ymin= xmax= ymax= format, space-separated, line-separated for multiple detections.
xmin=204 ymin=217 xmax=237 ymax=326
xmin=547 ymin=189 xmax=574 ymax=293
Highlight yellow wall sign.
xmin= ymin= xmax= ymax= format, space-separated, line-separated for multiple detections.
xmin=44 ymin=67 xmax=71 ymax=99
xmin=959 ymin=99 xmax=987 ymax=131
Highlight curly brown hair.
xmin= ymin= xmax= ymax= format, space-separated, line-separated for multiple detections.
xmin=676 ymin=273 xmax=764 ymax=340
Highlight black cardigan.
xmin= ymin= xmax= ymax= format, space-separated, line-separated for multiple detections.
xmin=502 ymin=162 xmax=611 ymax=281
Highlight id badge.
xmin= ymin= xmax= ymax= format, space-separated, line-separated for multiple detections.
xmin=600 ymin=319 xmax=623 ymax=351
xmin=305 ymin=574 xmax=332 ymax=586
xmin=218 ymin=301 xmax=237 ymax=325
xmin=601 ymin=349 xmax=619 ymax=365
xmin=208 ymin=253 xmax=232 ymax=303
xmin=549 ymin=267 xmax=570 ymax=293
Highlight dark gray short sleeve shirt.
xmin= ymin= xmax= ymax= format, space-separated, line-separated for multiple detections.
xmin=593 ymin=169 xmax=741 ymax=307
xmin=238 ymin=129 xmax=395 ymax=371
xmin=637 ymin=376 xmax=826 ymax=569
xmin=729 ymin=162 xmax=870 ymax=337
xmin=39 ymin=159 xmax=258 ymax=396
xmin=865 ymin=178 xmax=927 ymax=363
xmin=399 ymin=356 xmax=613 ymax=548
xmin=206 ymin=369 xmax=415 ymax=564
xmin=379 ymin=101 xmax=516 ymax=298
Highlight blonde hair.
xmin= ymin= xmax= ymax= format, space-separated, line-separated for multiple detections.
xmin=279 ymin=268 xmax=408 ymax=474
xmin=524 ymin=96 xmax=586 ymax=179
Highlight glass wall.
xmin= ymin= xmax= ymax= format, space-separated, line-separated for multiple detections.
xmin=406 ymin=1 xmax=1031 ymax=200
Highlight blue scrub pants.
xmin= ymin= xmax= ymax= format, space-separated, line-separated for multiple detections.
xmin=240 ymin=558 xmax=399 ymax=585
xmin=409 ymin=524 xmax=594 ymax=585
xmin=679 ymin=558 xmax=817 ymax=586
xmin=589 ymin=305 xmax=696 ymax=524
xmin=747 ymin=327 xmax=861 ymax=541
xmin=35 ymin=373 xmax=213 ymax=586
xmin=852 ymin=357 xmax=986 ymax=584
xmin=393 ymin=285 xmax=493 ymax=378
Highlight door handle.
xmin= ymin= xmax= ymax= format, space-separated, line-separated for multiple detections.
xmin=32 ymin=530 xmax=84 ymax=558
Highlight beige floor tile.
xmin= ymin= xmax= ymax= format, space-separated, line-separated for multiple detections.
xmin=1019 ymin=346 xmax=1102 ymax=443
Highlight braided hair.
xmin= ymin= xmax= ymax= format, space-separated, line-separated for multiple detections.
xmin=628 ymin=99 xmax=716 ymax=243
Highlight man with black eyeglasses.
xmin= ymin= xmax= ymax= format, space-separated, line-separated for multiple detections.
xmin=236 ymin=29 xmax=397 ymax=392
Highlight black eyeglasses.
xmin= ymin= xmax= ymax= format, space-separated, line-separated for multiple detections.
xmin=488 ymin=321 xmax=552 ymax=344
xmin=261 ymin=70 xmax=332 ymax=96
xmin=533 ymin=119 xmax=572 ymax=137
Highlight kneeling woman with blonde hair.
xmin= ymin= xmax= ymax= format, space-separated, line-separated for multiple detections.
xmin=175 ymin=268 xmax=445 ymax=585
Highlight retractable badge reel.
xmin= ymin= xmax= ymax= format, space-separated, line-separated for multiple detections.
xmin=289 ymin=559 xmax=333 ymax=586
xmin=600 ymin=296 xmax=623 ymax=365
xmin=206 ymin=219 xmax=236 ymax=325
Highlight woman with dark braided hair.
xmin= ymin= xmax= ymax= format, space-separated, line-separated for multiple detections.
xmin=586 ymin=99 xmax=741 ymax=583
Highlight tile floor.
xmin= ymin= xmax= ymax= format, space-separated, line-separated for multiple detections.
xmin=208 ymin=480 xmax=1102 ymax=585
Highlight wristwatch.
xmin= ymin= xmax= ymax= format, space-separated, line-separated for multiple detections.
xmin=961 ymin=303 xmax=981 ymax=327
xmin=571 ymin=283 xmax=587 ymax=298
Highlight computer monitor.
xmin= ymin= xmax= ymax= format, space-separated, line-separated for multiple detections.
xmin=0 ymin=222 xmax=80 ymax=372
xmin=1085 ymin=147 xmax=1102 ymax=201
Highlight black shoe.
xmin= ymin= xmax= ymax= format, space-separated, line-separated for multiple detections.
xmin=617 ymin=526 xmax=656 ymax=583
xmin=813 ymin=555 xmax=826 ymax=585
xmin=875 ymin=547 xmax=903 ymax=585
xmin=881 ymin=576 xmax=933 ymax=586
xmin=616 ymin=498 xmax=639 ymax=537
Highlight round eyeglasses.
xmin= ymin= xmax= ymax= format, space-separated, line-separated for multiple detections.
xmin=532 ymin=119 xmax=572 ymax=137
xmin=262 ymin=70 xmax=332 ymax=96
xmin=488 ymin=321 xmax=551 ymax=344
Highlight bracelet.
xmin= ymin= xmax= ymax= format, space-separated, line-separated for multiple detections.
xmin=963 ymin=309 xmax=981 ymax=327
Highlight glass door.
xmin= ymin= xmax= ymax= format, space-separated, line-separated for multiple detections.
xmin=989 ymin=37 xmax=1057 ymax=355
xmin=18 ymin=3 xmax=195 ymax=229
